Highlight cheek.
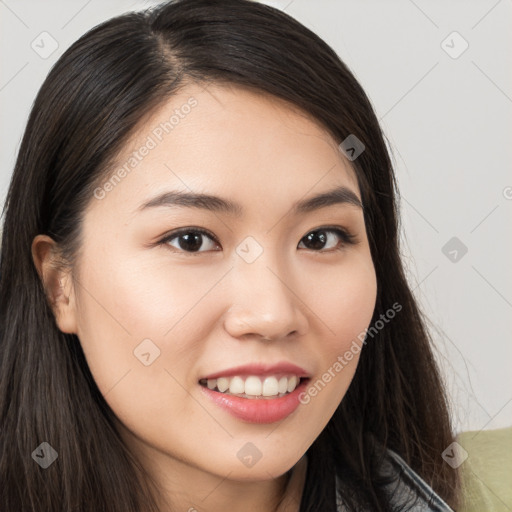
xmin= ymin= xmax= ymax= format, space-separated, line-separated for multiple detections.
xmin=305 ymin=253 xmax=377 ymax=354
xmin=73 ymin=250 xmax=223 ymax=410
xmin=295 ymin=256 xmax=376 ymax=416
xmin=75 ymin=249 xmax=214 ymax=346
xmin=73 ymin=257 xmax=202 ymax=445
xmin=94 ymin=252 xmax=220 ymax=337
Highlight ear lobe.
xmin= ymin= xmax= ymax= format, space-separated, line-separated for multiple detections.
xmin=31 ymin=234 xmax=78 ymax=334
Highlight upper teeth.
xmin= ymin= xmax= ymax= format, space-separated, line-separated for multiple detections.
xmin=200 ymin=375 xmax=301 ymax=397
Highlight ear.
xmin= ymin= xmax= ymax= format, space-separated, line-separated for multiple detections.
xmin=31 ymin=234 xmax=78 ymax=334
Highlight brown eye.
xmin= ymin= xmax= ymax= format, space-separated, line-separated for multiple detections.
xmin=161 ymin=228 xmax=220 ymax=253
xmin=298 ymin=227 xmax=357 ymax=252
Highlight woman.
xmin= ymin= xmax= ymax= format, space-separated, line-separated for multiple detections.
xmin=0 ymin=0 xmax=461 ymax=510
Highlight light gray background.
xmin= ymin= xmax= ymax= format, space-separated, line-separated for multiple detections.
xmin=1 ymin=0 xmax=511 ymax=435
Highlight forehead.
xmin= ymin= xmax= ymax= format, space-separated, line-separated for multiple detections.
xmin=90 ymin=82 xmax=360 ymax=218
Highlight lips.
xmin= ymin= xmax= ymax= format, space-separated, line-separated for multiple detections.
xmin=198 ymin=361 xmax=312 ymax=423
xmin=199 ymin=362 xmax=311 ymax=380
xmin=200 ymin=377 xmax=310 ymax=423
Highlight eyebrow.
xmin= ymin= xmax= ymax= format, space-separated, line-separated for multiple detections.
xmin=137 ymin=185 xmax=363 ymax=216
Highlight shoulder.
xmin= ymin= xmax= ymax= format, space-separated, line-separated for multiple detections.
xmin=335 ymin=446 xmax=454 ymax=511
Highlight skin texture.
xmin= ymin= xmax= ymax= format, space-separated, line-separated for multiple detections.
xmin=32 ymin=83 xmax=377 ymax=512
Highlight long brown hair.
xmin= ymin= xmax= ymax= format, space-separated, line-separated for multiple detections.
xmin=0 ymin=1 xmax=461 ymax=510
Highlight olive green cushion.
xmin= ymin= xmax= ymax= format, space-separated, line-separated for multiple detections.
xmin=456 ymin=426 xmax=512 ymax=511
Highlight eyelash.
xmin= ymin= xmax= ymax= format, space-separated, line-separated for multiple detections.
xmin=157 ymin=225 xmax=358 ymax=255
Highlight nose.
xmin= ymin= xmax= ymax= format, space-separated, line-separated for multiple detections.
xmin=222 ymin=251 xmax=309 ymax=342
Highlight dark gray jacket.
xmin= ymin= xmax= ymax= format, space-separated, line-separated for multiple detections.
xmin=335 ymin=447 xmax=454 ymax=511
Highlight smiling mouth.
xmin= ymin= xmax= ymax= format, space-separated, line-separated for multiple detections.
xmin=198 ymin=375 xmax=309 ymax=399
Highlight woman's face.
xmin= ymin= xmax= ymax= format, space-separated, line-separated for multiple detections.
xmin=59 ymin=83 xmax=376 ymax=486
